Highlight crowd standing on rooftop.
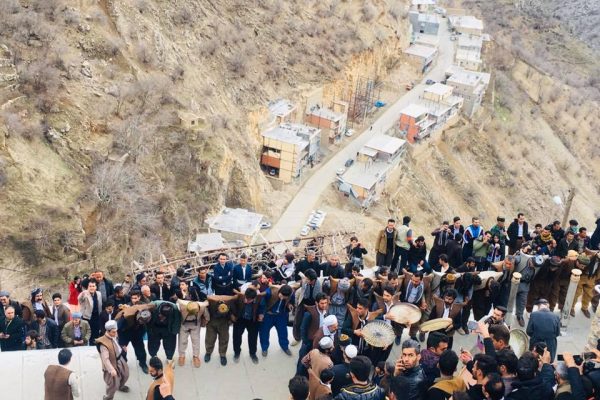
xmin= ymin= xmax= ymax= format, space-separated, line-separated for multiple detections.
xmin=0 ymin=214 xmax=599 ymax=400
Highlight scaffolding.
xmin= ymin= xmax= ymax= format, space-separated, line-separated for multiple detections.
xmin=131 ymin=232 xmax=355 ymax=281
xmin=348 ymin=76 xmax=383 ymax=126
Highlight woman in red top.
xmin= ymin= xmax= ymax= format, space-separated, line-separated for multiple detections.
xmin=68 ymin=276 xmax=82 ymax=312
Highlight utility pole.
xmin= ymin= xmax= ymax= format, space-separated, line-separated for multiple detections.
xmin=561 ymin=187 xmax=576 ymax=227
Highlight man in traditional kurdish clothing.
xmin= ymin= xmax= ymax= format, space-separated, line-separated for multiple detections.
xmin=96 ymin=320 xmax=129 ymax=400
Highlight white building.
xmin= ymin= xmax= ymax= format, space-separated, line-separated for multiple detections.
xmin=449 ymin=15 xmax=484 ymax=36
xmin=205 ymin=208 xmax=264 ymax=244
xmin=445 ymin=67 xmax=491 ymax=117
xmin=404 ymin=44 xmax=438 ymax=72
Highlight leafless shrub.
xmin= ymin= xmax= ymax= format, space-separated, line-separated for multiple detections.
xmin=63 ymin=8 xmax=80 ymax=25
xmin=170 ymin=66 xmax=185 ymax=82
xmin=136 ymin=42 xmax=156 ymax=66
xmin=173 ymin=6 xmax=193 ymax=26
xmin=92 ymin=162 xmax=142 ymax=208
xmin=361 ymin=2 xmax=377 ymax=22
xmin=28 ymin=217 xmax=52 ymax=250
xmin=19 ymin=59 xmax=60 ymax=94
xmin=1 ymin=111 xmax=42 ymax=140
xmin=199 ymin=38 xmax=218 ymax=56
xmin=227 ymin=53 xmax=248 ymax=77
xmin=135 ymin=0 xmax=149 ymax=14
xmin=388 ymin=3 xmax=406 ymax=20
xmin=0 ymin=159 xmax=7 ymax=188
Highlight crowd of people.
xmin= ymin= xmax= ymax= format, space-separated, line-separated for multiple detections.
xmin=0 ymin=213 xmax=599 ymax=400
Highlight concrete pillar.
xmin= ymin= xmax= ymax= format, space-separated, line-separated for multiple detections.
xmin=560 ymin=269 xmax=582 ymax=329
xmin=585 ymin=285 xmax=600 ymax=351
xmin=506 ymin=272 xmax=521 ymax=327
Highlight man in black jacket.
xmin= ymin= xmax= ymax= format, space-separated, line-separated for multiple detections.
xmin=0 ymin=306 xmax=25 ymax=351
xmin=507 ymin=214 xmax=531 ymax=255
xmin=295 ymin=251 xmax=321 ymax=281
xmin=506 ymin=352 xmax=555 ymax=400
xmin=93 ymin=270 xmax=115 ymax=303
xmin=0 ymin=290 xmax=23 ymax=320
xmin=150 ymin=272 xmax=171 ymax=301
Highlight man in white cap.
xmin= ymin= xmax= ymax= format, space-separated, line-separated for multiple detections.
xmin=312 ymin=314 xmax=338 ymax=350
xmin=302 ymin=336 xmax=335 ymax=378
xmin=331 ymin=344 xmax=358 ymax=396
xmin=96 ymin=320 xmax=129 ymax=400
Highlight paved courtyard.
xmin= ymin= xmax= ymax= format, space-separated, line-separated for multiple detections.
xmin=0 ymin=303 xmax=595 ymax=400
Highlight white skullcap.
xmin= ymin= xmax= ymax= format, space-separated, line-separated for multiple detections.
xmin=319 ymin=336 xmax=334 ymax=350
xmin=344 ymin=345 xmax=358 ymax=359
xmin=323 ymin=315 xmax=337 ymax=327
xmin=105 ymin=320 xmax=118 ymax=331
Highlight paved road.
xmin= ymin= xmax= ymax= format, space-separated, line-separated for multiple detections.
xmin=267 ymin=19 xmax=455 ymax=240
xmin=0 ymin=306 xmax=594 ymax=400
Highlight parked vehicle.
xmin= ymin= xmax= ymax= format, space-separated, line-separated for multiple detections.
xmin=345 ymin=159 xmax=354 ymax=168
xmin=336 ymin=167 xmax=346 ymax=175
xmin=260 ymin=222 xmax=271 ymax=229
xmin=300 ymin=226 xmax=310 ymax=236
xmin=426 ymin=79 xmax=435 ymax=85
xmin=345 ymin=129 xmax=355 ymax=137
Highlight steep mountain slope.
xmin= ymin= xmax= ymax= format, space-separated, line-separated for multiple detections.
xmin=0 ymin=0 xmax=409 ymax=292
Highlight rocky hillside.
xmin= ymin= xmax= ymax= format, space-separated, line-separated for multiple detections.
xmin=0 ymin=0 xmax=409 ymax=293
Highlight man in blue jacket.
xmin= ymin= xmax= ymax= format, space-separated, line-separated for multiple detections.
xmin=233 ymin=254 xmax=253 ymax=291
xmin=213 ymin=253 xmax=234 ymax=295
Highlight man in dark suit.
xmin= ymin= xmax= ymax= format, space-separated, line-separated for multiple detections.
xmin=213 ymin=253 xmax=234 ymax=295
xmin=0 ymin=290 xmax=23 ymax=320
xmin=507 ymin=213 xmax=531 ymax=255
xmin=233 ymin=254 xmax=253 ymax=290
xmin=150 ymin=271 xmax=171 ymax=301
xmin=0 ymin=306 xmax=25 ymax=351
xmin=93 ymin=270 xmax=115 ymax=303
xmin=526 ymin=298 xmax=560 ymax=361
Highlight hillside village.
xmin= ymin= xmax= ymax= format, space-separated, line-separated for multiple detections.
xmin=0 ymin=0 xmax=599 ymax=295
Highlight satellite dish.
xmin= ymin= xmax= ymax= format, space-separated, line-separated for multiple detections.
xmin=552 ymin=196 xmax=562 ymax=205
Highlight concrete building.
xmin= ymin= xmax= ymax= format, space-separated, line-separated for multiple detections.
xmin=177 ymin=111 xmax=204 ymax=130
xmin=339 ymin=135 xmax=407 ymax=207
xmin=458 ymin=35 xmax=483 ymax=52
xmin=449 ymin=15 xmax=484 ymax=36
xmin=205 ymin=208 xmax=264 ymax=244
xmin=398 ymin=103 xmax=435 ymax=143
xmin=411 ymin=0 xmax=436 ymax=12
xmin=404 ymin=44 xmax=438 ymax=73
xmin=260 ymin=123 xmax=321 ymax=183
xmin=455 ymin=48 xmax=482 ymax=71
xmin=187 ymin=233 xmax=226 ymax=253
xmin=305 ymin=104 xmax=347 ymax=144
xmin=445 ymin=67 xmax=491 ymax=117
xmin=409 ymin=11 xmax=440 ymax=35
xmin=414 ymin=33 xmax=439 ymax=48
xmin=267 ymin=99 xmax=297 ymax=126
xmin=422 ymin=83 xmax=463 ymax=129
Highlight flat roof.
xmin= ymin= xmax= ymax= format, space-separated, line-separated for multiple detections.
xmin=268 ymin=99 xmax=296 ymax=117
xmin=419 ymin=13 xmax=440 ymax=24
xmin=404 ymin=44 xmax=438 ymax=59
xmin=308 ymin=106 xmax=344 ymax=122
xmin=425 ymin=82 xmax=453 ymax=96
xmin=400 ymin=103 xmax=430 ymax=118
xmin=412 ymin=0 xmax=436 ymax=5
xmin=456 ymin=49 xmax=482 ymax=62
xmin=364 ymin=135 xmax=407 ymax=155
xmin=262 ymin=125 xmax=308 ymax=146
xmin=451 ymin=15 xmax=484 ymax=31
xmin=414 ymin=34 xmax=439 ymax=47
xmin=187 ymin=233 xmax=225 ymax=253
xmin=458 ymin=35 xmax=483 ymax=49
xmin=358 ymin=146 xmax=378 ymax=157
xmin=206 ymin=208 xmax=263 ymax=236
xmin=446 ymin=67 xmax=491 ymax=86
xmin=341 ymin=160 xmax=392 ymax=190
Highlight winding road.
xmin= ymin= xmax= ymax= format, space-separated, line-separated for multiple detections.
xmin=267 ymin=18 xmax=456 ymax=240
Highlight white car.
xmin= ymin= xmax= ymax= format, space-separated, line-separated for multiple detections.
xmin=336 ymin=167 xmax=346 ymax=175
xmin=300 ymin=226 xmax=310 ymax=236
xmin=345 ymin=129 xmax=354 ymax=137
